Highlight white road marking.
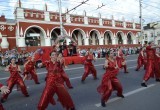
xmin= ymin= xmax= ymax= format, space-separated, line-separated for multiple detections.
xmin=12 ymin=86 xmax=30 ymax=92
xmin=95 ymin=84 xmax=156 ymax=107
xmin=0 ymin=60 xmax=136 ymax=81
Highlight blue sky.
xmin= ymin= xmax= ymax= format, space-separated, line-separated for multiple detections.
xmin=0 ymin=0 xmax=160 ymax=24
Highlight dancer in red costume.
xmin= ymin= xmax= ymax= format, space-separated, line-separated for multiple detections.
xmin=23 ymin=56 xmax=40 ymax=84
xmin=38 ymin=51 xmax=75 ymax=110
xmin=0 ymin=83 xmax=10 ymax=110
xmin=97 ymin=51 xmax=124 ymax=107
xmin=154 ymin=47 xmax=160 ymax=82
xmin=62 ymin=42 xmax=68 ymax=57
xmin=141 ymin=41 xmax=160 ymax=87
xmin=116 ymin=46 xmax=129 ymax=73
xmin=81 ymin=49 xmax=97 ymax=82
xmin=1 ymin=57 xmax=29 ymax=103
xmin=58 ymin=53 xmax=73 ymax=89
xmin=135 ymin=47 xmax=146 ymax=71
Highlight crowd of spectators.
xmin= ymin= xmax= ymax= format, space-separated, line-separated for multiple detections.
xmin=79 ymin=47 xmax=141 ymax=58
xmin=0 ymin=47 xmax=141 ymax=67
xmin=0 ymin=49 xmax=34 ymax=66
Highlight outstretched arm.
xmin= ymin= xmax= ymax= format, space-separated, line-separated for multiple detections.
xmin=104 ymin=60 xmax=109 ymax=68
xmin=24 ymin=60 xmax=29 ymax=68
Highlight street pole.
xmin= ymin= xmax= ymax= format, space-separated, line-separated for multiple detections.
xmin=139 ymin=0 xmax=143 ymax=45
xmin=58 ymin=0 xmax=63 ymax=36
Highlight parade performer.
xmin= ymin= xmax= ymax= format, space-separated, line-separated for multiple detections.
xmin=116 ymin=46 xmax=129 ymax=73
xmin=154 ymin=47 xmax=160 ymax=82
xmin=62 ymin=42 xmax=68 ymax=57
xmin=135 ymin=47 xmax=146 ymax=71
xmin=81 ymin=49 xmax=97 ymax=82
xmin=0 ymin=83 xmax=10 ymax=110
xmin=23 ymin=56 xmax=40 ymax=84
xmin=38 ymin=51 xmax=75 ymax=110
xmin=58 ymin=53 xmax=73 ymax=89
xmin=1 ymin=57 xmax=29 ymax=103
xmin=141 ymin=41 xmax=160 ymax=87
xmin=97 ymin=51 xmax=124 ymax=107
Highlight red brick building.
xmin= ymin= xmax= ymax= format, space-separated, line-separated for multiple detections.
xmin=0 ymin=0 xmax=141 ymax=51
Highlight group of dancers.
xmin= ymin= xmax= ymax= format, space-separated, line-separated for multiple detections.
xmin=135 ymin=41 xmax=160 ymax=87
xmin=0 ymin=40 xmax=160 ymax=110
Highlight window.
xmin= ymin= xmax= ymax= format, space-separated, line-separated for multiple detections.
xmin=151 ymin=33 xmax=153 ymax=37
xmin=145 ymin=34 xmax=147 ymax=39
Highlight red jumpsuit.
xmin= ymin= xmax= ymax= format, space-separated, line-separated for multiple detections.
xmin=154 ymin=50 xmax=160 ymax=80
xmin=0 ymin=83 xmax=4 ymax=110
xmin=59 ymin=59 xmax=73 ymax=88
xmin=116 ymin=50 xmax=128 ymax=73
xmin=63 ymin=47 xmax=68 ymax=57
xmin=81 ymin=54 xmax=97 ymax=81
xmin=1 ymin=64 xmax=29 ymax=101
xmin=136 ymin=50 xmax=146 ymax=71
xmin=97 ymin=59 xmax=123 ymax=103
xmin=24 ymin=60 xmax=39 ymax=84
xmin=143 ymin=46 xmax=156 ymax=81
xmin=38 ymin=61 xmax=75 ymax=110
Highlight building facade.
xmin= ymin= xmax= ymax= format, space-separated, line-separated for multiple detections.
xmin=143 ymin=22 xmax=160 ymax=45
xmin=0 ymin=0 xmax=141 ymax=50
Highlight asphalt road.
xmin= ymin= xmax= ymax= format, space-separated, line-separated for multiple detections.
xmin=0 ymin=54 xmax=160 ymax=110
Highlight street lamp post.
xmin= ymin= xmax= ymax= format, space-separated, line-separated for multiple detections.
xmin=58 ymin=0 xmax=63 ymax=36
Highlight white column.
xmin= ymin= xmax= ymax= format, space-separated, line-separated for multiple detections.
xmin=111 ymin=16 xmax=115 ymax=27
xmin=78 ymin=32 xmax=82 ymax=45
xmin=84 ymin=38 xmax=89 ymax=45
xmin=45 ymin=37 xmax=51 ymax=46
xmin=83 ymin=10 xmax=88 ymax=25
xmin=123 ymin=22 xmax=126 ymax=28
xmin=16 ymin=8 xmax=24 ymax=19
xmin=66 ymin=38 xmax=71 ymax=45
xmin=18 ymin=38 xmax=26 ymax=47
xmin=92 ymin=34 xmax=95 ymax=45
xmin=44 ymin=12 xmax=50 ymax=21
xmin=123 ymin=39 xmax=127 ymax=44
xmin=66 ymin=14 xmax=71 ymax=23
xmin=99 ymin=38 xmax=104 ymax=45
xmin=123 ymin=34 xmax=127 ymax=44
xmin=133 ymin=39 xmax=137 ymax=44
xmin=99 ymin=18 xmax=103 ymax=26
xmin=112 ymin=38 xmax=117 ymax=45
xmin=84 ymin=16 xmax=88 ymax=25
xmin=1 ymin=37 xmax=9 ymax=49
